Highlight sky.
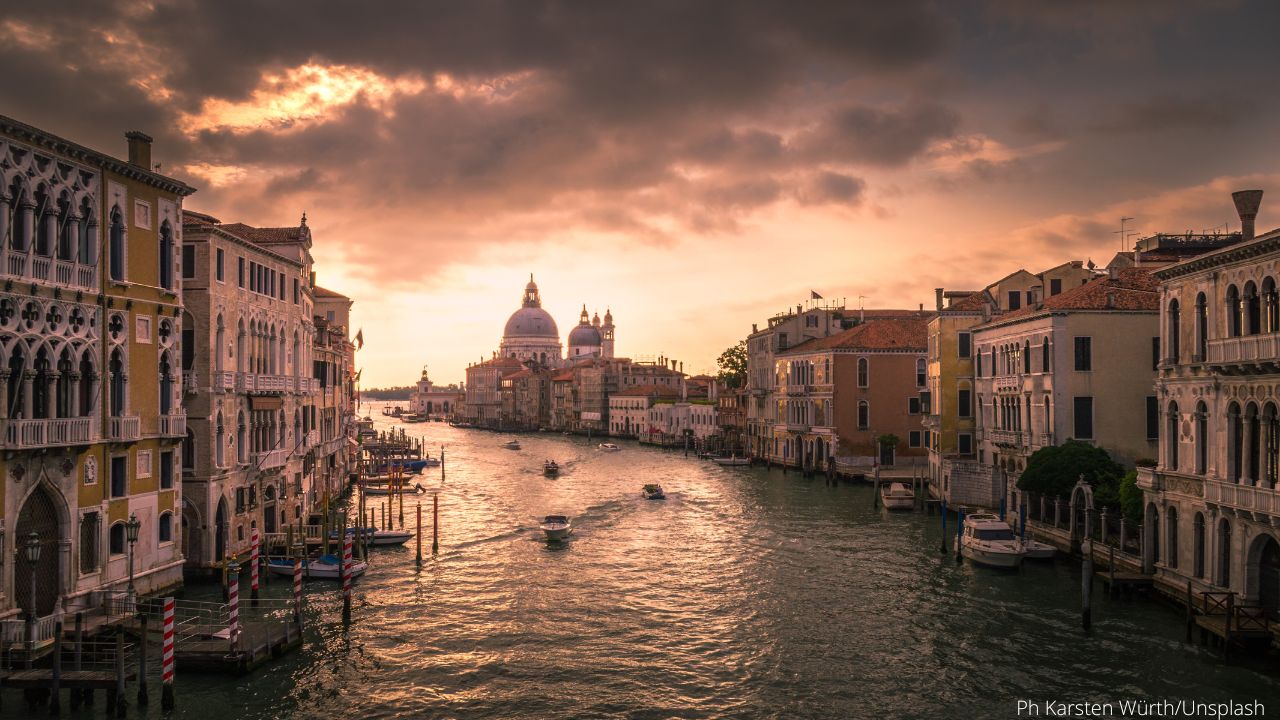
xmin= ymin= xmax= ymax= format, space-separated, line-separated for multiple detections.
xmin=3 ymin=0 xmax=1278 ymax=387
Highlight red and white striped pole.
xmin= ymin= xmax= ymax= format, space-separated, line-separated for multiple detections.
xmin=341 ymin=532 xmax=352 ymax=623
xmin=293 ymin=555 xmax=303 ymax=626
xmin=250 ymin=529 xmax=260 ymax=605
xmin=227 ymin=562 xmax=240 ymax=652
xmin=161 ymin=596 xmax=175 ymax=710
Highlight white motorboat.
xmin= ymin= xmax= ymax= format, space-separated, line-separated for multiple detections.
xmin=361 ymin=482 xmax=425 ymax=496
xmin=503 ymin=439 xmax=522 ymax=450
xmin=266 ymin=554 xmax=368 ymax=580
xmin=540 ymin=514 xmax=572 ymax=541
xmin=332 ymin=527 xmax=413 ymax=547
xmin=712 ymin=456 xmax=750 ymax=466
xmin=880 ymin=482 xmax=915 ymax=511
xmin=960 ymin=513 xmax=1026 ymax=568
xmin=1023 ymin=539 xmax=1057 ymax=560
xmin=598 ymin=443 xmax=621 ymax=452
xmin=642 ymin=483 xmax=666 ymax=500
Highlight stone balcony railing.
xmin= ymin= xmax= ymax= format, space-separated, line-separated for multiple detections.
xmin=0 ymin=250 xmax=98 ymax=290
xmin=295 ymin=376 xmax=316 ymax=394
xmin=993 ymin=375 xmax=1021 ymax=393
xmin=236 ymin=373 xmax=291 ymax=394
xmin=253 ymin=448 xmax=290 ymax=471
xmin=988 ymin=428 xmax=1023 ymax=446
xmin=1204 ymin=478 xmax=1280 ymax=517
xmin=106 ymin=415 xmax=141 ymax=442
xmin=215 ymin=371 xmax=235 ymax=392
xmin=1206 ymin=334 xmax=1280 ymax=368
xmin=183 ymin=374 xmax=198 ymax=395
xmin=785 ymin=421 xmax=810 ymax=433
xmin=0 ymin=417 xmax=98 ymax=449
xmin=157 ymin=412 xmax=186 ymax=438
xmin=306 ymin=430 xmax=320 ymax=447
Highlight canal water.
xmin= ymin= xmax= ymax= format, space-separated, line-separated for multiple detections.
xmin=111 ymin=405 xmax=1280 ymax=719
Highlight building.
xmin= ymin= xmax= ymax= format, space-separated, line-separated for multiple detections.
xmin=0 ymin=117 xmax=195 ymax=624
xmin=179 ymin=211 xmax=318 ymax=572
xmin=567 ymin=306 xmax=615 ymax=360
xmin=499 ymin=276 xmax=562 ymax=365
xmin=312 ymin=286 xmax=357 ymax=510
xmin=464 ymin=357 xmax=524 ymax=428
xmin=410 ymin=367 xmax=463 ymax=420
xmin=716 ymin=387 xmax=748 ymax=454
xmin=610 ymin=384 xmax=682 ymax=438
xmin=500 ymin=365 xmax=550 ymax=430
xmin=1138 ymin=190 xmax=1280 ymax=609
xmin=972 ymin=267 xmax=1161 ymax=510
xmin=774 ymin=316 xmax=930 ymax=471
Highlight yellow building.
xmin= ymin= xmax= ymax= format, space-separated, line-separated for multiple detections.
xmin=0 ymin=117 xmax=194 ymax=630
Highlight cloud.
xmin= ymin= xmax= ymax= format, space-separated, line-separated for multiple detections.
xmin=1089 ymin=94 xmax=1242 ymax=135
xmin=798 ymin=101 xmax=961 ymax=167
xmin=796 ymin=171 xmax=867 ymax=206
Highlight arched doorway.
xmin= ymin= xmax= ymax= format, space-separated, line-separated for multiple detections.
xmin=214 ymin=497 xmax=228 ymax=563
xmin=15 ymin=484 xmax=63 ymax=616
xmin=182 ymin=500 xmax=203 ymax=567
xmin=1258 ymin=536 xmax=1280 ymax=619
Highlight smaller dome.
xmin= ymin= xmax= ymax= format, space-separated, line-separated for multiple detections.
xmin=568 ymin=323 xmax=602 ymax=347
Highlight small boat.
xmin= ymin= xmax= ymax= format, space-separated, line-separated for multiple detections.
xmin=642 ymin=483 xmax=665 ymax=500
xmin=373 ymin=459 xmax=434 ymax=474
xmin=361 ymin=482 xmax=425 ymax=496
xmin=503 ymin=439 xmax=522 ymax=450
xmin=332 ymin=527 xmax=413 ymax=546
xmin=598 ymin=443 xmax=621 ymax=452
xmin=960 ymin=514 xmax=1026 ymax=569
xmin=1023 ymin=539 xmax=1057 ymax=560
xmin=382 ymin=406 xmax=403 ymax=417
xmin=880 ymin=482 xmax=915 ymax=511
xmin=544 ymin=460 xmax=560 ymax=476
xmin=402 ymin=414 xmax=427 ymax=423
xmin=266 ymin=554 xmax=367 ymax=580
xmin=712 ymin=456 xmax=749 ymax=466
xmin=540 ymin=515 xmax=572 ymax=541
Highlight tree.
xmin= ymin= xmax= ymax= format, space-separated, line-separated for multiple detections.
xmin=1015 ymin=440 xmax=1123 ymax=499
xmin=1117 ymin=471 xmax=1144 ymax=523
xmin=717 ymin=341 xmax=748 ymax=389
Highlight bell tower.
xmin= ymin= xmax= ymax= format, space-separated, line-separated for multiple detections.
xmin=602 ymin=308 xmax=615 ymax=358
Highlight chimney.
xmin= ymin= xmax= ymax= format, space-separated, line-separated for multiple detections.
xmin=935 ymin=288 xmax=944 ymax=312
xmin=1108 ymin=266 xmax=1118 ymax=280
xmin=1030 ymin=285 xmax=1043 ymax=306
xmin=1106 ymin=291 xmax=1116 ymax=309
xmin=752 ymin=323 xmax=758 ymax=333
xmin=918 ymin=303 xmax=923 ymax=313
xmin=1233 ymin=189 xmax=1264 ymax=241
xmin=125 ymin=131 xmax=153 ymax=169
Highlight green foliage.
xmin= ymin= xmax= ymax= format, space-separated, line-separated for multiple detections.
xmin=877 ymin=433 xmax=900 ymax=448
xmin=1117 ymin=470 xmax=1144 ymax=523
xmin=362 ymin=386 xmax=415 ymax=400
xmin=716 ymin=341 xmax=748 ymax=389
xmin=1015 ymin=440 xmax=1123 ymax=499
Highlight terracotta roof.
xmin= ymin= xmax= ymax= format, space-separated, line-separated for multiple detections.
xmin=183 ymin=210 xmax=219 ymax=225
xmin=612 ymin=384 xmax=683 ymax=398
xmin=946 ymin=290 xmax=991 ymax=312
xmin=508 ymin=368 xmax=535 ymax=379
xmin=781 ymin=316 xmax=928 ymax=354
xmin=313 ymin=286 xmax=348 ymax=299
xmin=984 ymin=268 xmax=1158 ymax=326
xmin=472 ymin=357 xmax=525 ymax=370
xmin=220 ymin=222 xmax=304 ymax=244
xmin=551 ymin=369 xmax=576 ymax=381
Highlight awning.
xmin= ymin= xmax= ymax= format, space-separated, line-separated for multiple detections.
xmin=249 ymin=396 xmax=283 ymax=411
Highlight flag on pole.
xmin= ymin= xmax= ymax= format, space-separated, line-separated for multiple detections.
xmin=810 ymin=290 xmax=823 ymax=300
xmin=354 ymin=328 xmax=364 ymax=349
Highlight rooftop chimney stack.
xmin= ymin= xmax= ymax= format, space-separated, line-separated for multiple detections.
xmin=125 ymin=130 xmax=153 ymax=169
xmin=1233 ymin=189 xmax=1264 ymax=241
xmin=935 ymin=288 xmax=944 ymax=312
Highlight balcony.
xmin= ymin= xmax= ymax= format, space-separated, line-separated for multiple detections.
xmin=306 ymin=430 xmax=320 ymax=448
xmin=1204 ymin=478 xmax=1280 ymax=518
xmin=106 ymin=415 xmax=141 ymax=442
xmin=0 ymin=251 xmax=98 ymax=290
xmin=183 ymin=374 xmax=198 ymax=395
xmin=0 ymin=417 xmax=98 ymax=449
xmin=253 ymin=448 xmax=290 ymax=471
xmin=785 ymin=422 xmax=810 ymax=433
xmin=238 ymin=373 xmax=292 ymax=394
xmin=994 ymin=375 xmax=1021 ymax=393
xmin=295 ymin=376 xmax=315 ymax=394
xmin=1206 ymin=335 xmax=1280 ymax=372
xmin=157 ymin=413 xmax=186 ymax=438
xmin=216 ymin=371 xmax=235 ymax=392
xmin=988 ymin=428 xmax=1024 ymax=446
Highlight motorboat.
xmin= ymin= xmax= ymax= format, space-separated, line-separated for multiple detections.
xmin=880 ymin=482 xmax=916 ymax=511
xmin=503 ymin=439 xmax=522 ymax=450
xmin=382 ymin=406 xmax=403 ymax=417
xmin=598 ymin=443 xmax=621 ymax=452
xmin=712 ymin=456 xmax=749 ymax=466
xmin=373 ymin=459 xmax=434 ymax=475
xmin=544 ymin=460 xmax=560 ymax=476
xmin=361 ymin=482 xmax=425 ymax=496
xmin=1023 ymin=539 xmax=1057 ymax=560
xmin=960 ymin=513 xmax=1026 ymax=569
xmin=266 ymin=554 xmax=367 ymax=580
xmin=540 ymin=515 xmax=572 ymax=541
xmin=331 ymin=527 xmax=413 ymax=547
xmin=402 ymin=414 xmax=427 ymax=424
xmin=642 ymin=483 xmax=666 ymax=500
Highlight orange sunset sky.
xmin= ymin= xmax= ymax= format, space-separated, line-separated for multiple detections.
xmin=4 ymin=1 xmax=1278 ymax=386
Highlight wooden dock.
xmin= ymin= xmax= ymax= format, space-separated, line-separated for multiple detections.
xmin=1097 ymin=570 xmax=1154 ymax=593
xmin=2 ymin=668 xmax=136 ymax=689
xmin=174 ymin=619 xmax=302 ymax=674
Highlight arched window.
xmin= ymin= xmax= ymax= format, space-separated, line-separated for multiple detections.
xmin=976 ymin=351 xmax=983 ymax=377
xmin=78 ymin=352 xmax=94 ymax=417
xmin=1022 ymin=340 xmax=1031 ymax=374
xmin=1218 ymin=518 xmax=1232 ymax=587
xmin=215 ymin=411 xmax=225 ymax=468
xmin=33 ymin=185 xmax=51 ymax=256
xmin=1265 ymin=277 xmax=1279 ymax=333
xmin=237 ymin=410 xmax=247 ymax=463
xmin=56 ymin=193 xmax=73 ymax=261
xmin=32 ymin=346 xmax=51 ymax=419
xmin=159 ymin=351 xmax=172 ymax=415
xmin=1226 ymin=284 xmax=1242 ymax=337
xmin=857 ymin=358 xmax=868 ymax=388
xmin=1041 ymin=338 xmax=1050 ymax=373
xmin=236 ymin=319 xmax=245 ymax=373
xmin=1193 ymin=513 xmax=1206 ymax=579
xmin=109 ymin=206 xmax=125 ymax=282
xmin=215 ymin=315 xmax=225 ymax=374
xmin=9 ymin=178 xmax=30 ymax=252
xmin=1166 ymin=401 xmax=1179 ymax=470
xmin=78 ymin=197 xmax=97 ymax=266
xmin=159 ymin=512 xmax=173 ymax=543
xmin=1195 ymin=292 xmax=1208 ymax=360
xmin=183 ymin=427 xmax=196 ymax=470
xmin=56 ymin=347 xmax=73 ymax=419
xmin=1245 ymin=281 xmax=1261 ymax=335
xmin=109 ymin=348 xmax=126 ymax=417
xmin=915 ymin=358 xmax=925 ymax=387
xmin=1195 ymin=401 xmax=1208 ymax=474
xmin=109 ymin=522 xmax=126 ymax=555
xmin=857 ymin=400 xmax=869 ymax=429
xmin=1166 ymin=507 xmax=1179 ymax=570
xmin=1167 ymin=299 xmax=1180 ymax=362
xmin=1228 ymin=401 xmax=1242 ymax=482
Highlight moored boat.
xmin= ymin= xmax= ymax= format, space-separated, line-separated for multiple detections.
xmin=642 ymin=483 xmax=665 ymax=500
xmin=1023 ymin=539 xmax=1057 ymax=560
xmin=880 ymin=482 xmax=915 ymax=511
xmin=544 ymin=460 xmax=560 ymax=476
xmin=266 ymin=554 xmax=368 ymax=580
xmin=540 ymin=515 xmax=572 ymax=541
xmin=712 ymin=456 xmax=749 ymax=466
xmin=331 ymin=527 xmax=413 ymax=546
xmin=361 ymin=482 xmax=425 ymax=496
xmin=598 ymin=442 xmax=621 ymax=452
xmin=960 ymin=513 xmax=1026 ymax=568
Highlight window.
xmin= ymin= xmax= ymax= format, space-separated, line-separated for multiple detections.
xmin=182 ymin=245 xmax=196 ymax=279
xmin=1073 ymin=396 xmax=1094 ymax=439
xmin=857 ymin=400 xmax=869 ymax=429
xmin=326 ymin=311 xmax=336 ymax=323
xmin=1196 ymin=292 xmax=1208 ymax=360
xmin=958 ymin=332 xmax=971 ymax=358
xmin=159 ymin=512 xmax=173 ymax=543
xmin=1152 ymin=337 xmax=1160 ymax=371
xmin=249 ymin=261 xmax=258 ymax=292
xmin=279 ymin=272 xmax=286 ymax=300
xmin=79 ymin=512 xmax=100 ymax=574
xmin=109 ymin=522 xmax=126 ymax=555
xmin=238 ymin=256 xmax=245 ymax=287
xmin=159 ymin=221 xmax=174 ymax=290
xmin=857 ymin=358 xmax=868 ymax=388
xmin=1168 ymin=300 xmax=1181 ymax=362
xmin=110 ymin=455 xmax=127 ymax=498
xmin=1041 ymin=339 xmax=1050 ymax=373
xmin=160 ymin=450 xmax=173 ymax=489
xmin=1167 ymin=508 xmax=1179 ymax=570
xmin=1193 ymin=513 xmax=1205 ymax=579
xmin=909 ymin=430 xmax=921 ymax=448
xmin=1073 ymin=337 xmax=1092 ymax=371
xmin=976 ymin=352 xmax=983 ymax=377
xmin=293 ymin=278 xmax=299 ymax=303
xmin=958 ymin=433 xmax=973 ymax=455
xmin=958 ymin=388 xmax=972 ymax=418
xmin=1008 ymin=291 xmax=1021 ymax=310
xmin=1146 ymin=396 xmax=1158 ymax=440
xmin=1023 ymin=341 xmax=1031 ymax=374
xmin=915 ymin=358 xmax=926 ymax=387
xmin=109 ymin=206 xmax=126 ymax=282
xmin=909 ymin=397 xmax=921 ymax=414
xmin=216 ymin=248 xmax=225 ymax=282
xmin=1050 ymin=278 xmax=1062 ymax=296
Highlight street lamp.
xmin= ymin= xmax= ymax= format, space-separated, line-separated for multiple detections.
xmin=125 ymin=512 xmax=141 ymax=599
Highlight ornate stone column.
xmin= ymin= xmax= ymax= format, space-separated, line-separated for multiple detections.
xmin=22 ymin=368 xmax=35 ymax=418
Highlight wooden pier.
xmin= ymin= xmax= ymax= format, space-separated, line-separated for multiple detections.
xmin=2 ymin=668 xmax=136 ymax=689
xmin=174 ymin=619 xmax=302 ymax=674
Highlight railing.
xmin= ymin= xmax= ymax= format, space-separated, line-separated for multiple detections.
xmin=258 ymin=374 xmax=291 ymax=392
xmin=54 ymin=259 xmax=73 ymax=285
xmin=183 ymin=373 xmax=198 ymax=394
xmin=217 ymin=370 xmax=235 ymax=391
xmin=0 ymin=612 xmax=59 ymax=651
xmin=158 ymin=412 xmax=187 ymax=437
xmin=5 ymin=251 xmax=26 ymax=276
xmin=295 ymin=377 xmax=316 ymax=394
xmin=785 ymin=422 xmax=810 ymax=432
xmin=254 ymin=448 xmax=290 ymax=470
xmin=1034 ymin=432 xmax=1054 ymax=447
xmin=106 ymin=415 xmax=141 ymax=441
xmin=994 ymin=375 xmax=1021 ymax=393
xmin=76 ymin=264 xmax=96 ymax=288
xmin=1207 ymin=334 xmax=1280 ymax=366
xmin=989 ymin=428 xmax=1023 ymax=445
xmin=0 ymin=416 xmax=98 ymax=448
xmin=30 ymin=255 xmax=50 ymax=281
xmin=1205 ymin=479 xmax=1280 ymax=516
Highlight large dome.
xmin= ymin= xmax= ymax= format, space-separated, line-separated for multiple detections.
xmin=504 ymin=306 xmax=559 ymax=339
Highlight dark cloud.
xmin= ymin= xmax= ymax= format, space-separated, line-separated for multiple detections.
xmin=1089 ymin=94 xmax=1242 ymax=135
xmin=798 ymin=101 xmax=961 ymax=167
xmin=797 ymin=172 xmax=866 ymax=206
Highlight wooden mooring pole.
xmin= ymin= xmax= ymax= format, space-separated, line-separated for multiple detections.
xmin=940 ymin=501 xmax=947 ymax=554
xmin=114 ymin=628 xmax=126 ymax=718
xmin=416 ymin=503 xmax=423 ymax=565
xmin=49 ymin=618 xmax=62 ymax=714
xmin=1082 ymin=539 xmax=1093 ymax=632
xmin=71 ymin=612 xmax=83 ymax=709
xmin=341 ymin=532 xmax=353 ymax=624
xmin=955 ymin=508 xmax=964 ymax=563
xmin=1185 ymin=580 xmax=1194 ymax=644
xmin=137 ymin=614 xmax=149 ymax=706
xmin=433 ymin=492 xmax=439 ymax=554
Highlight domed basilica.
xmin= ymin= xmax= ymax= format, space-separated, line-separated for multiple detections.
xmin=498 ymin=275 xmax=614 ymax=366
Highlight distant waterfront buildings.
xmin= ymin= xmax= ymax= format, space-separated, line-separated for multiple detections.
xmin=410 ymin=367 xmax=463 ymax=420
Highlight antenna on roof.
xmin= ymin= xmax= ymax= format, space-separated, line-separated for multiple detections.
xmin=1114 ymin=217 xmax=1134 ymax=251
